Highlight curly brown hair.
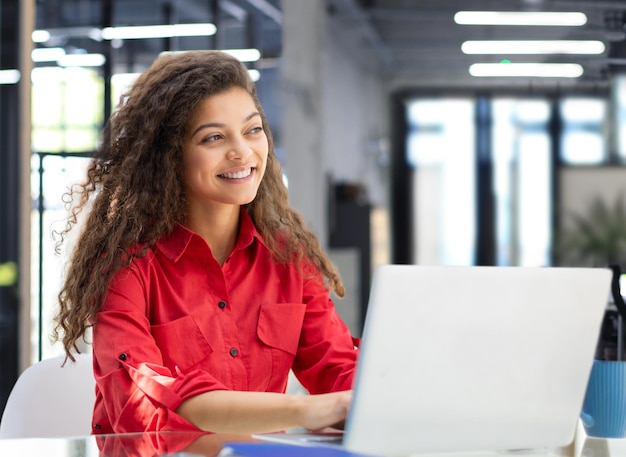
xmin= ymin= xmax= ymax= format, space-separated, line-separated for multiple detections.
xmin=53 ymin=50 xmax=344 ymax=360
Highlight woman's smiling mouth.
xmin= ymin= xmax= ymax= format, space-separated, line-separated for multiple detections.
xmin=218 ymin=167 xmax=254 ymax=179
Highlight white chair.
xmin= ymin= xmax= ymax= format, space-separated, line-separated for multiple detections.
xmin=0 ymin=353 xmax=95 ymax=438
xmin=286 ymin=369 xmax=308 ymax=396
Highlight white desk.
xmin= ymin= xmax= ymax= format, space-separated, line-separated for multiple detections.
xmin=0 ymin=428 xmax=624 ymax=457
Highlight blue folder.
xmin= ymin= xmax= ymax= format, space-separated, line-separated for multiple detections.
xmin=221 ymin=442 xmax=375 ymax=457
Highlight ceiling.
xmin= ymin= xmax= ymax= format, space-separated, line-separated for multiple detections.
xmin=335 ymin=0 xmax=626 ymax=90
xmin=34 ymin=0 xmax=283 ymax=72
xmin=32 ymin=0 xmax=626 ymax=90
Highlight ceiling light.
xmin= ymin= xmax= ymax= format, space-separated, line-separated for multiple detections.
xmin=0 ymin=69 xmax=21 ymax=84
xmin=33 ymin=24 xmax=217 ymax=44
xmin=32 ymin=47 xmax=66 ymax=62
xmin=31 ymin=30 xmax=51 ymax=43
xmin=222 ymin=48 xmax=262 ymax=62
xmin=462 ymin=40 xmax=605 ymax=55
xmin=101 ymin=23 xmax=216 ymax=40
xmin=248 ymin=69 xmax=261 ymax=81
xmin=161 ymin=48 xmax=261 ymax=63
xmin=32 ymin=27 xmax=102 ymax=43
xmin=454 ymin=11 xmax=587 ymax=26
xmin=469 ymin=62 xmax=583 ymax=78
xmin=57 ymin=53 xmax=106 ymax=67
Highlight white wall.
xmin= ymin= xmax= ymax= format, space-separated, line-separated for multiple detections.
xmin=321 ymin=15 xmax=390 ymax=208
xmin=281 ymin=0 xmax=390 ymax=243
xmin=560 ymin=167 xmax=626 ymax=229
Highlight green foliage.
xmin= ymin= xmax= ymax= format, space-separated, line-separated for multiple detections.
xmin=0 ymin=261 xmax=17 ymax=287
xmin=558 ymin=194 xmax=626 ymax=267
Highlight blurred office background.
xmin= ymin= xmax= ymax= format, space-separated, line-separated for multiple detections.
xmin=3 ymin=0 xmax=626 ymax=416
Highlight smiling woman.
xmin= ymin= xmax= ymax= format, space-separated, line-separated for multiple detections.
xmin=52 ymin=50 xmax=358 ymax=435
xmin=182 ymin=87 xmax=269 ymax=233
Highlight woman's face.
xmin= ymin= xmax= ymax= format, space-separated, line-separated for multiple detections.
xmin=182 ymin=86 xmax=269 ymax=212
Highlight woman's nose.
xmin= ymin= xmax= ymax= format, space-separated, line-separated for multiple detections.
xmin=227 ymin=136 xmax=253 ymax=160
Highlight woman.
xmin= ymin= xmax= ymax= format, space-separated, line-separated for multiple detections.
xmin=53 ymin=50 xmax=358 ymax=434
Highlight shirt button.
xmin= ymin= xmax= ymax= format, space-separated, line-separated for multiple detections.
xmin=118 ymin=353 xmax=128 ymax=361
xmin=94 ymin=424 xmax=102 ymax=430
xmin=229 ymin=348 xmax=238 ymax=357
xmin=218 ymin=300 xmax=227 ymax=309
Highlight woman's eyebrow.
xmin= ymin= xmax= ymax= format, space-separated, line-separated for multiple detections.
xmin=191 ymin=122 xmax=224 ymax=138
xmin=190 ymin=111 xmax=261 ymax=138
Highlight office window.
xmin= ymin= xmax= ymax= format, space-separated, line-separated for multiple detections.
xmin=111 ymin=72 xmax=140 ymax=107
xmin=405 ymin=96 xmax=553 ymax=267
xmin=492 ymin=98 xmax=552 ymax=267
xmin=30 ymin=66 xmax=104 ymax=361
xmin=31 ymin=67 xmax=102 ymax=153
xmin=560 ymin=97 xmax=607 ymax=165
xmin=30 ymin=154 xmax=91 ymax=361
xmin=407 ymin=98 xmax=476 ymax=265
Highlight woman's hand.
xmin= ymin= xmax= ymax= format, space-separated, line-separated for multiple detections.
xmin=296 ymin=390 xmax=353 ymax=431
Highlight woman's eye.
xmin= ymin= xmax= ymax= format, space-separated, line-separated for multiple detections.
xmin=248 ymin=126 xmax=263 ymax=135
xmin=203 ymin=134 xmax=222 ymax=143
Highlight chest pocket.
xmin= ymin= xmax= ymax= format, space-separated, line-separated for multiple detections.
xmin=257 ymin=303 xmax=306 ymax=386
xmin=151 ymin=315 xmax=213 ymax=371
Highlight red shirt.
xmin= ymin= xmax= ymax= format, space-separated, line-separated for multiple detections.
xmin=91 ymin=209 xmax=358 ymax=434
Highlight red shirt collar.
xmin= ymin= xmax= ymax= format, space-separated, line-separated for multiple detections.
xmin=155 ymin=208 xmax=263 ymax=262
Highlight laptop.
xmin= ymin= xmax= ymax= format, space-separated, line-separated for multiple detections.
xmin=253 ymin=265 xmax=611 ymax=456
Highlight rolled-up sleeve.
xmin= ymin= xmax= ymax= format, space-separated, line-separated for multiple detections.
xmin=291 ymin=266 xmax=359 ymax=395
xmin=92 ymin=265 xmax=229 ymax=434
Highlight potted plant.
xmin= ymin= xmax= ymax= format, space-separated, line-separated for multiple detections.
xmin=557 ymin=193 xmax=626 ymax=268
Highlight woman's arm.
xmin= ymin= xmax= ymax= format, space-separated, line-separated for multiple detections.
xmin=292 ymin=267 xmax=359 ymax=394
xmin=176 ymin=389 xmax=352 ymax=434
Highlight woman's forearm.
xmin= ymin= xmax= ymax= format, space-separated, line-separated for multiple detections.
xmin=176 ymin=389 xmax=352 ymax=434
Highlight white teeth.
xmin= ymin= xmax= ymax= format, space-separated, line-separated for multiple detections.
xmin=220 ymin=168 xmax=252 ymax=179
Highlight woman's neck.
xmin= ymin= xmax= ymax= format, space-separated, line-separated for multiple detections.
xmin=185 ymin=204 xmax=241 ymax=265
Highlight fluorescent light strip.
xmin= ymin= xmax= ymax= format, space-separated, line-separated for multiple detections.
xmin=469 ymin=63 xmax=583 ymax=78
xmin=57 ymin=53 xmax=106 ymax=67
xmin=455 ymin=11 xmax=587 ymax=26
xmin=33 ymin=23 xmax=217 ymax=43
xmin=161 ymin=48 xmax=261 ymax=63
xmin=32 ymin=47 xmax=66 ymax=62
xmin=32 ymin=30 xmax=51 ymax=43
xmin=222 ymin=48 xmax=262 ymax=62
xmin=248 ymin=69 xmax=260 ymax=82
xmin=101 ymin=23 xmax=216 ymax=40
xmin=32 ymin=27 xmax=104 ymax=43
xmin=462 ymin=40 xmax=605 ymax=55
xmin=0 ymin=69 xmax=21 ymax=84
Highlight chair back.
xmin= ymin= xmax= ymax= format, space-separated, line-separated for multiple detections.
xmin=0 ymin=353 xmax=95 ymax=438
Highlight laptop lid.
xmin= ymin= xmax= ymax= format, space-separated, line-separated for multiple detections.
xmin=343 ymin=265 xmax=611 ymax=456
